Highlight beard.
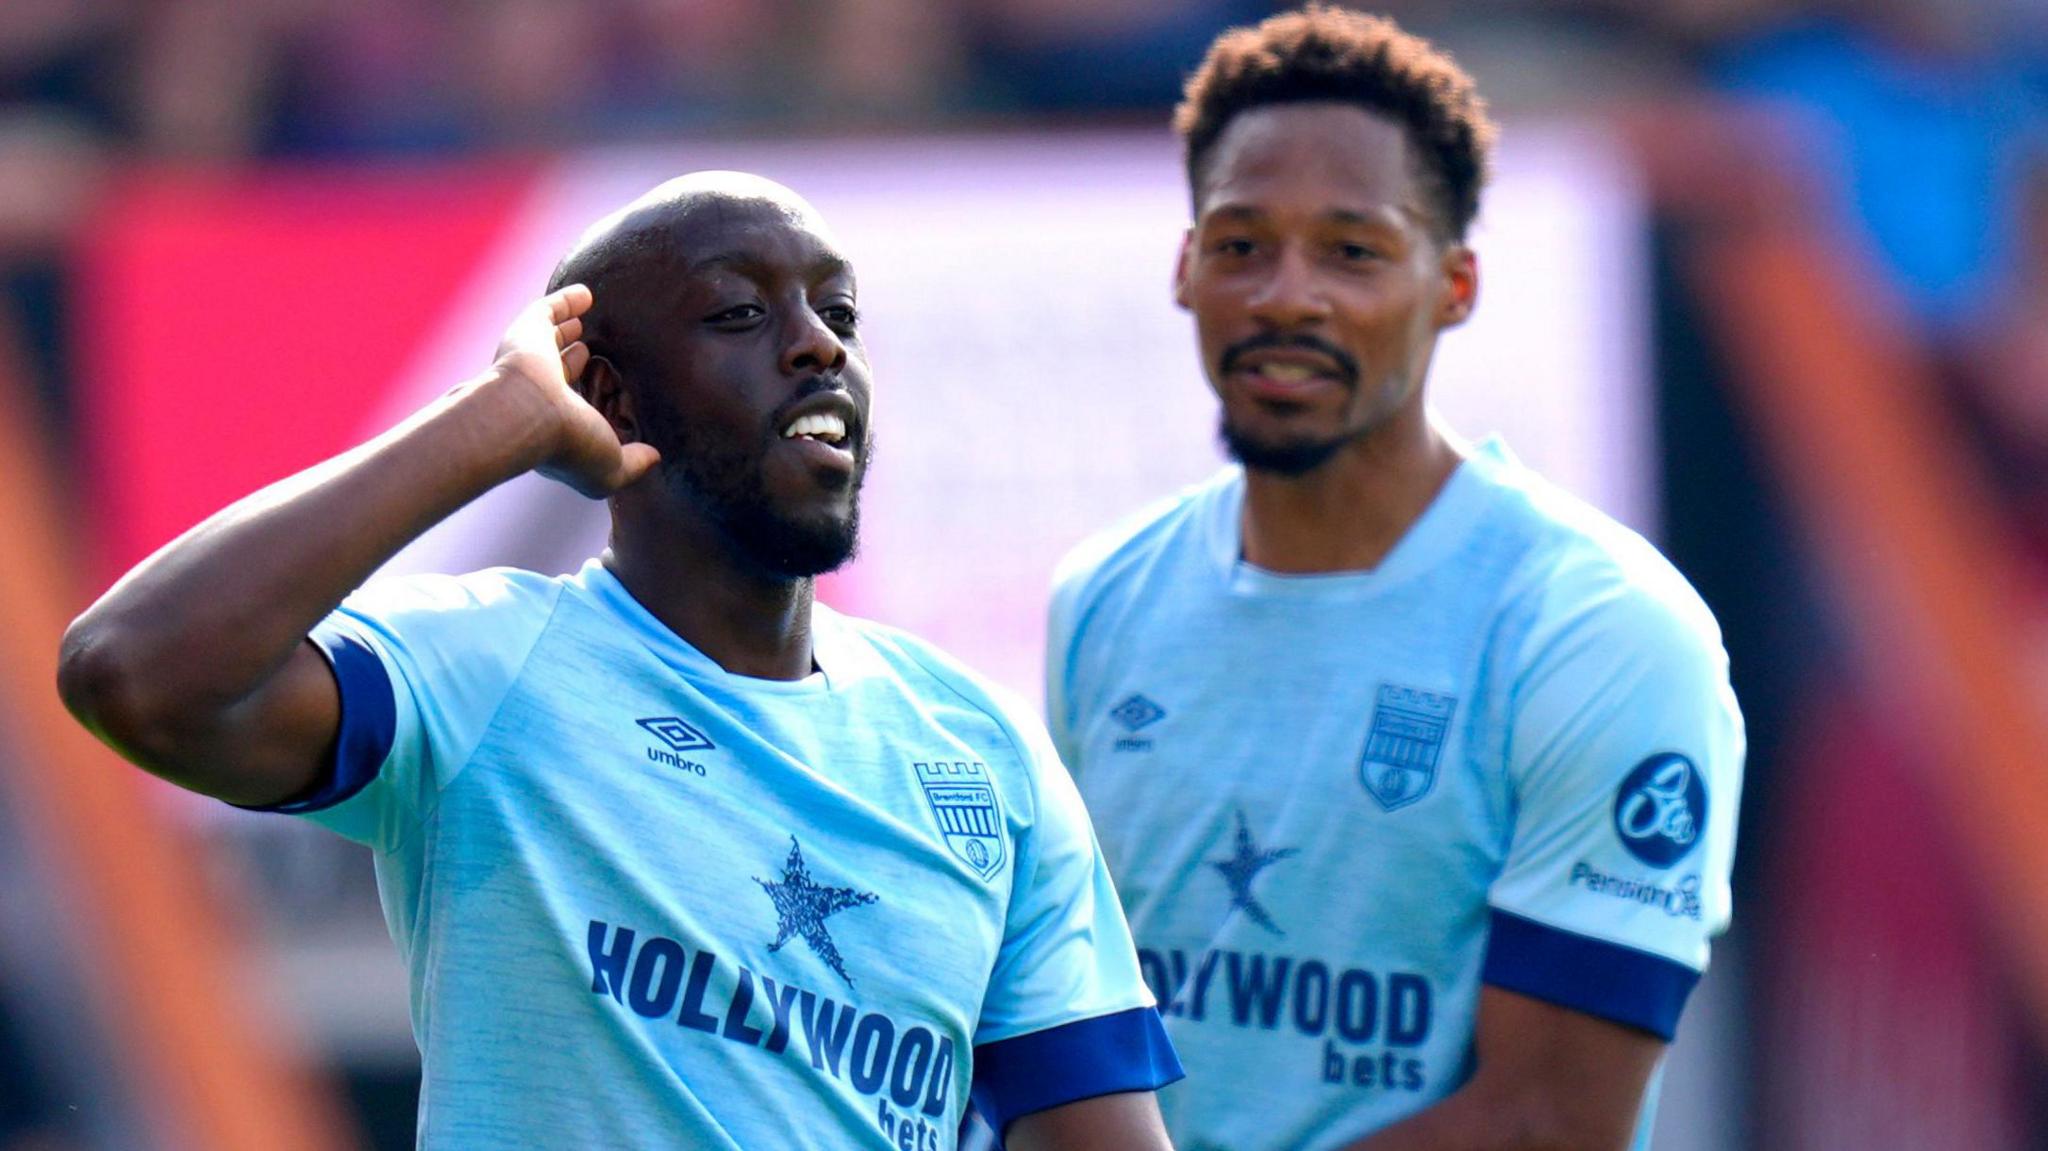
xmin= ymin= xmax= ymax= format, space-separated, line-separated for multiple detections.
xmin=1214 ymin=332 xmax=1368 ymax=477
xmin=644 ymin=401 xmax=868 ymax=581
xmin=1219 ymin=418 xmax=1362 ymax=477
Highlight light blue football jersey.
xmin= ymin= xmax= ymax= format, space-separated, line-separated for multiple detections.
xmin=259 ymin=559 xmax=1179 ymax=1149
xmin=1047 ymin=439 xmax=1744 ymax=1151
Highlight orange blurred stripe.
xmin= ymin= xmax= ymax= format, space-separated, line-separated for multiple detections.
xmin=0 ymin=336 xmax=359 ymax=1150
xmin=1690 ymin=209 xmax=2048 ymax=1035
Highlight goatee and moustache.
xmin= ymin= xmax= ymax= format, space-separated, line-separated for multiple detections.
xmin=1217 ymin=332 xmax=1365 ymax=477
xmin=640 ymin=377 xmax=873 ymax=581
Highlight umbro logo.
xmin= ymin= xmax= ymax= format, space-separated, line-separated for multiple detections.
xmin=1110 ymin=694 xmax=1164 ymax=752
xmin=638 ymin=716 xmax=714 ymax=752
xmin=637 ymin=716 xmax=713 ymax=777
xmin=1111 ymin=694 xmax=1166 ymax=731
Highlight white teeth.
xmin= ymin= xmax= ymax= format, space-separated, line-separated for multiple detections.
xmin=781 ymin=413 xmax=847 ymax=443
xmin=1258 ymin=364 xmax=1318 ymax=383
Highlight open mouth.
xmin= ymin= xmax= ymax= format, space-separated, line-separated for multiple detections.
xmin=1221 ymin=336 xmax=1358 ymax=394
xmin=780 ymin=412 xmax=848 ymax=445
xmin=1229 ymin=358 xmax=1346 ymax=402
xmin=778 ymin=410 xmax=858 ymax=473
xmin=1242 ymin=362 xmax=1330 ymax=385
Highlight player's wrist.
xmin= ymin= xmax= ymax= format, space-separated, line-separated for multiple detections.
xmin=446 ymin=365 xmax=572 ymax=479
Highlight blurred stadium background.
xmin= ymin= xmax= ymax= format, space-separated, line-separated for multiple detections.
xmin=1 ymin=1 xmax=2044 ymax=1148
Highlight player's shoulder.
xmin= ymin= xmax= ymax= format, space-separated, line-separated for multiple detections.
xmin=1050 ymin=467 xmax=1237 ymax=609
xmin=1475 ymin=446 xmax=1723 ymax=656
xmin=825 ymin=609 xmax=1059 ymax=778
xmin=334 ymin=566 xmax=575 ymax=659
xmin=345 ymin=564 xmax=571 ymax=621
xmin=314 ymin=568 xmax=578 ymax=739
xmin=826 ymin=608 xmax=1042 ymax=734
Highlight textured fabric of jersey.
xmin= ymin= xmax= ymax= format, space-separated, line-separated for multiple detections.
xmin=262 ymin=560 xmax=1177 ymax=1149
xmin=1047 ymin=439 xmax=1744 ymax=1151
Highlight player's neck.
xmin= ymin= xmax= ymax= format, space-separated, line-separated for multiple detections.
xmin=604 ymin=510 xmax=818 ymax=681
xmin=1238 ymin=414 xmax=1463 ymax=575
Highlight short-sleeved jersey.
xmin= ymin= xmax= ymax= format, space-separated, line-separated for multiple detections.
xmin=1046 ymin=439 xmax=1744 ymax=1151
xmin=258 ymin=560 xmax=1179 ymax=1149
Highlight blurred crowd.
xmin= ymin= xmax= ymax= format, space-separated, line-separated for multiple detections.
xmin=10 ymin=0 xmax=2038 ymax=546
xmin=2 ymin=1 xmax=2032 ymax=155
xmin=2 ymin=3 xmax=2041 ymax=332
xmin=1 ymin=0 xmax=2039 ymax=398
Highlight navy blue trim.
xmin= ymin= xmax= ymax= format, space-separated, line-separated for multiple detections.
xmin=1482 ymin=910 xmax=1700 ymax=1041
xmin=971 ymin=1006 xmax=1183 ymax=1135
xmin=237 ymin=629 xmax=396 ymax=814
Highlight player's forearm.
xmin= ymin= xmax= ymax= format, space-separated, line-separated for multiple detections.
xmin=1004 ymin=1091 xmax=1175 ymax=1151
xmin=1337 ymin=1079 xmax=1632 ymax=1151
xmin=59 ymin=370 xmax=556 ymax=752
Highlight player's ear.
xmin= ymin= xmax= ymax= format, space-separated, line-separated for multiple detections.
xmin=1173 ymin=227 xmax=1195 ymax=311
xmin=580 ymin=353 xmax=644 ymax=445
xmin=1436 ymin=242 xmax=1477 ymax=329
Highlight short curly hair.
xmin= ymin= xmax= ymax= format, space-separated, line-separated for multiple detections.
xmin=1174 ymin=5 xmax=1497 ymax=241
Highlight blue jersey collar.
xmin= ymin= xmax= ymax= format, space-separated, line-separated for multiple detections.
xmin=572 ymin=559 xmax=841 ymax=693
xmin=1203 ymin=433 xmax=1516 ymax=599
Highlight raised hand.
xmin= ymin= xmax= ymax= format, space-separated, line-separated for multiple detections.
xmin=491 ymin=284 xmax=662 ymax=499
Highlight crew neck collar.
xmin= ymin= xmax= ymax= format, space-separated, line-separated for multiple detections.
xmin=1203 ymin=436 xmax=1513 ymax=600
xmin=574 ymin=560 xmax=839 ymax=694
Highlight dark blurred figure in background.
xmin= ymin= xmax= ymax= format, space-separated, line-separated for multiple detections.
xmin=0 ymin=996 xmax=72 ymax=1151
xmin=1961 ymin=166 xmax=2048 ymax=584
xmin=962 ymin=0 xmax=1270 ymax=113
xmin=1710 ymin=0 xmax=2045 ymax=346
xmin=0 ymin=0 xmax=117 ymax=441
xmin=267 ymin=0 xmax=796 ymax=153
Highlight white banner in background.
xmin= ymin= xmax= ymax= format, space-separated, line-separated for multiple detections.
xmin=376 ymin=127 xmax=1651 ymax=698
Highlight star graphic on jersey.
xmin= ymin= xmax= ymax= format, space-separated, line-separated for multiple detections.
xmin=1210 ymin=810 xmax=1300 ymax=937
xmin=755 ymin=837 xmax=878 ymax=989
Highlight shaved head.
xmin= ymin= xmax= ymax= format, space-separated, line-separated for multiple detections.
xmin=546 ymin=172 xmax=838 ymax=369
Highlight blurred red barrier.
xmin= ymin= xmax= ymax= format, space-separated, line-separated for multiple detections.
xmin=78 ymin=162 xmax=537 ymax=581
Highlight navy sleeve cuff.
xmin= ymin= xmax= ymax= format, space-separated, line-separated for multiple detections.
xmin=1481 ymin=910 xmax=1700 ymax=1040
xmin=971 ymin=1006 xmax=1184 ymax=1134
xmin=238 ymin=628 xmax=397 ymax=814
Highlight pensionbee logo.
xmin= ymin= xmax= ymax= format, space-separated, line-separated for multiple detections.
xmin=1613 ymin=753 xmax=1706 ymax=868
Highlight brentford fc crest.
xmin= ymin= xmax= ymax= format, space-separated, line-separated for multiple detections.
xmin=1359 ymin=685 xmax=1457 ymax=812
xmin=913 ymin=761 xmax=1007 ymax=881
